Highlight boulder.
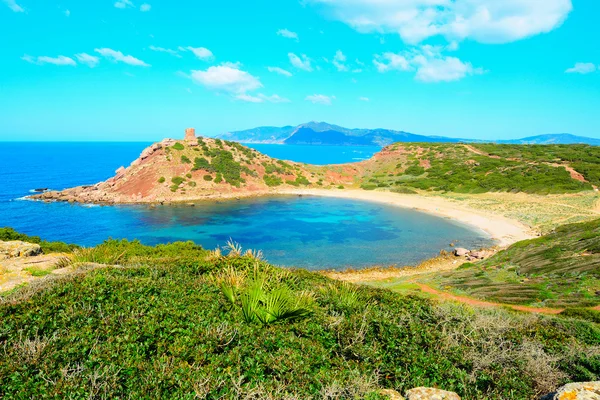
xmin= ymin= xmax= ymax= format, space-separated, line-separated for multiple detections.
xmin=0 ymin=241 xmax=42 ymax=258
xmin=405 ymin=387 xmax=460 ymax=400
xmin=541 ymin=381 xmax=600 ymax=400
xmin=453 ymin=248 xmax=470 ymax=257
xmin=470 ymin=250 xmax=487 ymax=259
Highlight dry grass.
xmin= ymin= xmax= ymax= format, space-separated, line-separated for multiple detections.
xmin=431 ymin=303 xmax=600 ymax=396
xmin=438 ymin=191 xmax=600 ymax=234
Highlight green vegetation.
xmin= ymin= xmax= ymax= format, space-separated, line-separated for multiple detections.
xmin=181 ymin=155 xmax=191 ymax=164
xmin=357 ymin=143 xmax=597 ymax=194
xmin=214 ymin=173 xmax=223 ymax=184
xmin=23 ymin=266 xmax=53 ymax=277
xmin=203 ymin=174 xmax=213 ymax=181
xmin=263 ymin=174 xmax=282 ymax=187
xmin=171 ymin=176 xmax=185 ymax=185
xmin=192 ymin=150 xmax=244 ymax=187
xmin=171 ymin=142 xmax=185 ymax=151
xmin=0 ymin=235 xmax=598 ymax=398
xmin=421 ymin=219 xmax=600 ymax=308
xmin=473 ymin=144 xmax=600 ymax=187
xmin=157 ymin=176 xmax=165 ymax=184
xmin=0 ymin=227 xmax=78 ymax=253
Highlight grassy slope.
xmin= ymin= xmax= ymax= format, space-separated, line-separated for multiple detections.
xmin=420 ymin=219 xmax=600 ymax=308
xmin=353 ymin=143 xmax=598 ymax=194
xmin=1 ymin=237 xmax=600 ymax=399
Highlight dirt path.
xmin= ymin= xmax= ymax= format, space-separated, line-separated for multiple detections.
xmin=413 ymin=283 xmax=564 ymax=315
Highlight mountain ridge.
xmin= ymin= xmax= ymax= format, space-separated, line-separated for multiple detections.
xmin=217 ymin=121 xmax=600 ymax=146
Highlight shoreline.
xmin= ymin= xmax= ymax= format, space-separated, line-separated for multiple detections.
xmin=30 ymin=187 xmax=536 ymax=248
xmin=278 ymin=188 xmax=536 ymax=248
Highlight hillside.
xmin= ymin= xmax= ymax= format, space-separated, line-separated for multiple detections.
xmin=218 ymin=121 xmax=600 ymax=146
xmin=31 ymin=137 xmax=600 ymax=204
xmin=31 ymin=136 xmax=343 ymax=204
xmin=418 ymin=218 xmax=600 ymax=309
xmin=1 ymin=232 xmax=599 ymax=398
xmin=345 ymin=142 xmax=599 ymax=194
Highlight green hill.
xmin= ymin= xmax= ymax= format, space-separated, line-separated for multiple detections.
xmin=353 ymin=143 xmax=599 ymax=194
xmin=421 ymin=218 xmax=600 ymax=308
xmin=1 ymin=234 xmax=599 ymax=399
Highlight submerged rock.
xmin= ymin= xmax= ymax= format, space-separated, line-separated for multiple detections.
xmin=541 ymin=381 xmax=600 ymax=400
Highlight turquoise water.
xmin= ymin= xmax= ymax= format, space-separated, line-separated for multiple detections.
xmin=0 ymin=142 xmax=492 ymax=269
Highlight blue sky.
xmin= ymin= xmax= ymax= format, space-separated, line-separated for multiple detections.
xmin=1 ymin=0 xmax=599 ymax=141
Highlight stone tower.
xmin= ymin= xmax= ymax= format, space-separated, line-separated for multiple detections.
xmin=184 ymin=128 xmax=196 ymax=143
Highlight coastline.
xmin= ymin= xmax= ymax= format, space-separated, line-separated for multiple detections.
xmin=277 ymin=188 xmax=536 ymax=248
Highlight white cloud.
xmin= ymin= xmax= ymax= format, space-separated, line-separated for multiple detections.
xmin=22 ymin=55 xmax=77 ymax=66
xmin=191 ymin=64 xmax=262 ymax=95
xmin=415 ymin=56 xmax=484 ymax=82
xmin=75 ymin=53 xmax=100 ymax=67
xmin=149 ymin=45 xmax=181 ymax=57
xmin=305 ymin=94 xmax=334 ymax=105
xmin=307 ymin=0 xmax=573 ymax=45
xmin=3 ymin=0 xmax=24 ymax=12
xmin=333 ymin=50 xmax=348 ymax=72
xmin=565 ymin=62 xmax=597 ymax=74
xmin=180 ymin=46 xmax=213 ymax=60
xmin=359 ymin=97 xmax=370 ymax=102
xmin=267 ymin=66 xmax=293 ymax=77
xmin=95 ymin=48 xmax=150 ymax=67
xmin=374 ymin=46 xmax=484 ymax=82
xmin=235 ymin=93 xmax=291 ymax=103
xmin=65 ymin=9 xmax=71 ymax=17
xmin=288 ymin=53 xmax=312 ymax=71
xmin=114 ymin=0 xmax=134 ymax=9
xmin=236 ymin=93 xmax=264 ymax=103
xmin=140 ymin=3 xmax=151 ymax=12
xmin=374 ymin=53 xmax=411 ymax=73
xmin=259 ymin=94 xmax=291 ymax=103
xmin=277 ymin=29 xmax=299 ymax=41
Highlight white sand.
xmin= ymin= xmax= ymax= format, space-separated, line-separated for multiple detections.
xmin=278 ymin=189 xmax=535 ymax=248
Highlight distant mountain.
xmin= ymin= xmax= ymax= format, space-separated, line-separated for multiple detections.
xmin=498 ymin=133 xmax=600 ymax=145
xmin=218 ymin=122 xmax=462 ymax=146
xmin=217 ymin=122 xmax=600 ymax=147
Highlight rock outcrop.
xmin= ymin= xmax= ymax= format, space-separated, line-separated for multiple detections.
xmin=28 ymin=131 xmax=342 ymax=205
xmin=541 ymin=381 xmax=600 ymax=400
xmin=405 ymin=387 xmax=460 ymax=400
xmin=0 ymin=241 xmax=42 ymax=259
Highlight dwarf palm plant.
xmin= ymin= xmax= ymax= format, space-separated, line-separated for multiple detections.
xmin=214 ymin=263 xmax=313 ymax=325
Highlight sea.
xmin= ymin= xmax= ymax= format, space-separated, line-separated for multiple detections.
xmin=0 ymin=142 xmax=492 ymax=270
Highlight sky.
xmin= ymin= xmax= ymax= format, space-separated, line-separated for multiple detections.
xmin=1 ymin=0 xmax=599 ymax=141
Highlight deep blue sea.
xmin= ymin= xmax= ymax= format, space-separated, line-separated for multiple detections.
xmin=0 ymin=142 xmax=492 ymax=270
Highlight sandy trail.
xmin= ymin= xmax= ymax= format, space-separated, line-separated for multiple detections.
xmin=279 ymin=188 xmax=535 ymax=248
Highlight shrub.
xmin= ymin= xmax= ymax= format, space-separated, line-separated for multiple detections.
xmin=204 ymin=175 xmax=213 ymax=181
xmin=0 ymin=227 xmax=78 ymax=253
xmin=157 ymin=177 xmax=166 ymax=184
xmin=264 ymin=174 xmax=283 ymax=187
xmin=214 ymin=173 xmax=223 ymax=184
xmin=171 ymin=176 xmax=185 ymax=185
xmin=181 ymin=155 xmax=191 ymax=164
xmin=172 ymin=143 xmax=185 ymax=151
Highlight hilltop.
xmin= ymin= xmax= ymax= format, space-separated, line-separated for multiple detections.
xmin=217 ymin=121 xmax=600 ymax=146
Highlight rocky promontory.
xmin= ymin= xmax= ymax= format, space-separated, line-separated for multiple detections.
xmin=30 ymin=130 xmax=354 ymax=204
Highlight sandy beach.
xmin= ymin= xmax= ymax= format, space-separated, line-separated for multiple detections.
xmin=278 ymin=188 xmax=536 ymax=247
